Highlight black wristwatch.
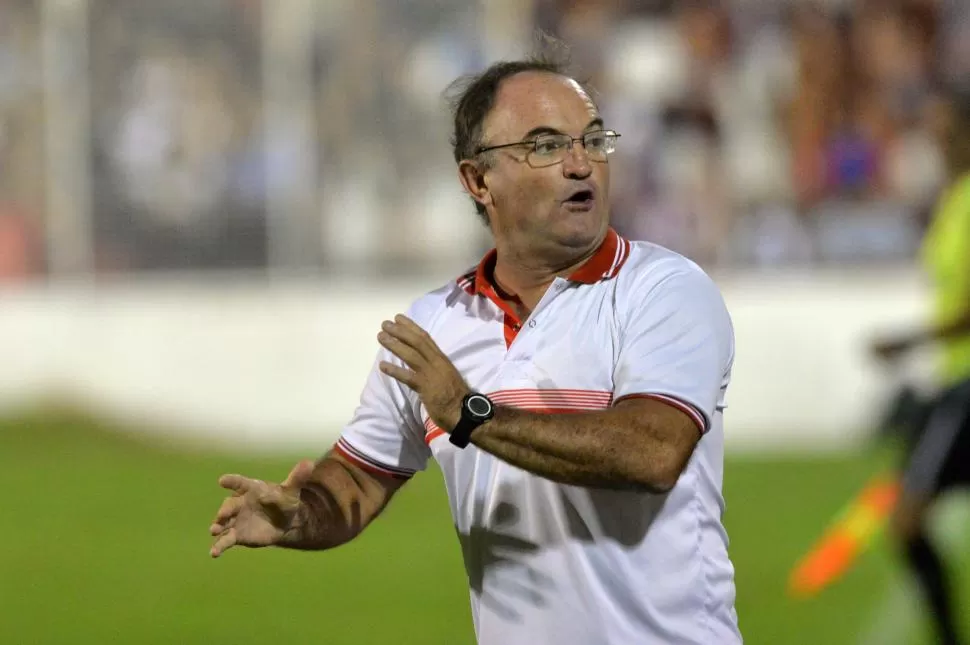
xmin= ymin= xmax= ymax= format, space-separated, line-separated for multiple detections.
xmin=449 ymin=393 xmax=495 ymax=448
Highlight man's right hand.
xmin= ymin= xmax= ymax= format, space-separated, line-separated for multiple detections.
xmin=209 ymin=459 xmax=315 ymax=558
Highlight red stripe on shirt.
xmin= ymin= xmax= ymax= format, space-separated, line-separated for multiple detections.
xmin=423 ymin=388 xmax=614 ymax=444
xmin=334 ymin=438 xmax=414 ymax=480
xmin=614 ymin=393 xmax=708 ymax=433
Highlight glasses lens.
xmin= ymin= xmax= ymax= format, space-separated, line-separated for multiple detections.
xmin=528 ymin=134 xmax=569 ymax=167
xmin=584 ymin=131 xmax=616 ymax=160
xmin=525 ymin=131 xmax=619 ymax=167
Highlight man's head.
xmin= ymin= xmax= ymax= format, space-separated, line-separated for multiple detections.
xmin=448 ymin=55 xmax=618 ymax=262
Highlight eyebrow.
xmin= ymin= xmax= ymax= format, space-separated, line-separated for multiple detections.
xmin=521 ymin=117 xmax=605 ymax=140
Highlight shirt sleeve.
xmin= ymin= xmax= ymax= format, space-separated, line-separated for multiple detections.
xmin=335 ymin=346 xmax=431 ymax=480
xmin=613 ymin=266 xmax=734 ymax=433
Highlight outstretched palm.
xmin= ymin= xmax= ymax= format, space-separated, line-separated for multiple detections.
xmin=209 ymin=460 xmax=314 ymax=558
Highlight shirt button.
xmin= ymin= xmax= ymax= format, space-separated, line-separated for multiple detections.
xmin=528 ymin=320 xmax=537 ymax=328
xmin=512 ymin=323 xmax=521 ymax=331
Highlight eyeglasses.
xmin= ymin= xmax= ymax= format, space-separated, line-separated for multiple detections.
xmin=476 ymin=130 xmax=621 ymax=168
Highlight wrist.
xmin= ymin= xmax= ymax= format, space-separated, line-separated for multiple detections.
xmin=449 ymin=392 xmax=495 ymax=448
xmin=438 ymin=391 xmax=471 ymax=433
xmin=445 ymin=406 xmax=463 ymax=435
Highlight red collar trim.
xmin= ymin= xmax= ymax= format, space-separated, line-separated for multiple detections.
xmin=564 ymin=227 xmax=630 ymax=285
xmin=456 ymin=228 xmax=631 ymax=296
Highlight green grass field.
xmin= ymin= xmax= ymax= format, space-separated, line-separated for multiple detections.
xmin=2 ymin=411 xmax=968 ymax=645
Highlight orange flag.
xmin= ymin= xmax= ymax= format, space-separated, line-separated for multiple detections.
xmin=788 ymin=475 xmax=901 ymax=598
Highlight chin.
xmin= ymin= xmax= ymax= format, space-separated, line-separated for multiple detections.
xmin=553 ymin=210 xmax=607 ymax=248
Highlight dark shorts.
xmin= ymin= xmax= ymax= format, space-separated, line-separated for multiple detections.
xmin=902 ymin=378 xmax=970 ymax=497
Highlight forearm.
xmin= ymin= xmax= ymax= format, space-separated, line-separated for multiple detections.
xmin=278 ymin=455 xmax=391 ymax=550
xmin=470 ymin=404 xmax=695 ymax=492
xmin=471 ymin=431 xmax=645 ymax=490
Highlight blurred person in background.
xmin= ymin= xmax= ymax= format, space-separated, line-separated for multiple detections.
xmin=0 ymin=0 xmax=44 ymax=280
xmin=88 ymin=0 xmax=266 ymax=271
xmin=871 ymin=89 xmax=970 ymax=645
xmin=208 ymin=48 xmax=740 ymax=645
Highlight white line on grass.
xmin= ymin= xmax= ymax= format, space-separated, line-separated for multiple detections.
xmin=855 ymin=496 xmax=970 ymax=645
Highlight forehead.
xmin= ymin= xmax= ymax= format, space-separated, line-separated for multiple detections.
xmin=483 ymin=72 xmax=599 ymax=139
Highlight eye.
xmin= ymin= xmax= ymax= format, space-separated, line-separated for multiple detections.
xmin=534 ymin=135 xmax=566 ymax=156
xmin=584 ymin=132 xmax=609 ymax=151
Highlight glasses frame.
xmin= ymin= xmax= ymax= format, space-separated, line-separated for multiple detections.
xmin=475 ymin=129 xmax=621 ymax=167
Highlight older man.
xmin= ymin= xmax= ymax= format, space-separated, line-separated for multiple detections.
xmin=209 ymin=54 xmax=741 ymax=645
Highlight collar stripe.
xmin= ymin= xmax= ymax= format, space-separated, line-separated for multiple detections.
xmin=456 ymin=228 xmax=631 ymax=295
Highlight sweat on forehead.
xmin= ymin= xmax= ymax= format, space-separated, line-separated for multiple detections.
xmin=483 ymin=71 xmax=599 ymax=139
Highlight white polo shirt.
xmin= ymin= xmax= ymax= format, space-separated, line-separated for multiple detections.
xmin=335 ymin=228 xmax=741 ymax=645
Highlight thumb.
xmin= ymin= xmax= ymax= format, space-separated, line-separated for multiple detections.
xmin=281 ymin=459 xmax=315 ymax=490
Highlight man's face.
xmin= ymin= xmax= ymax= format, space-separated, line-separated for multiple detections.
xmin=475 ymin=72 xmax=612 ymax=255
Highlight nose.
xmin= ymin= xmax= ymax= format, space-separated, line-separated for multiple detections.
xmin=562 ymin=140 xmax=592 ymax=179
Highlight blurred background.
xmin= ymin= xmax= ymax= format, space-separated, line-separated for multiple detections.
xmin=4 ymin=0 xmax=970 ymax=278
xmin=1 ymin=0 xmax=969 ymax=644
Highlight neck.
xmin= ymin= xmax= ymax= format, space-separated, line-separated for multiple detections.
xmin=491 ymin=239 xmax=599 ymax=312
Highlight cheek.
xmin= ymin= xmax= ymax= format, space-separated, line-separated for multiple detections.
xmin=493 ymin=170 xmax=548 ymax=211
xmin=595 ymin=162 xmax=610 ymax=196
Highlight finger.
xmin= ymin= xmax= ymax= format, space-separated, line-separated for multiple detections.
xmin=393 ymin=315 xmax=452 ymax=362
xmin=393 ymin=314 xmax=423 ymax=332
xmin=282 ymin=459 xmax=315 ymax=490
xmin=210 ymin=495 xmax=245 ymax=532
xmin=384 ymin=316 xmax=426 ymax=343
xmin=210 ymin=515 xmax=235 ymax=536
xmin=210 ymin=527 xmax=237 ymax=558
xmin=383 ymin=318 xmax=436 ymax=361
xmin=218 ymin=474 xmax=257 ymax=494
xmin=380 ymin=361 xmax=418 ymax=389
xmin=378 ymin=332 xmax=425 ymax=369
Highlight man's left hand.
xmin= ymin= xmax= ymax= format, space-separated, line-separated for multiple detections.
xmin=378 ymin=314 xmax=470 ymax=432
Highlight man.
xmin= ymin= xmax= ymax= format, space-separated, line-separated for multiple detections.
xmin=209 ymin=54 xmax=741 ymax=644
xmin=871 ymin=91 xmax=970 ymax=645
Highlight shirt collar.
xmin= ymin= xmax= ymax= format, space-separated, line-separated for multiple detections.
xmin=457 ymin=227 xmax=631 ymax=296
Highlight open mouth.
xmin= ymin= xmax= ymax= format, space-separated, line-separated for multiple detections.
xmin=564 ymin=189 xmax=594 ymax=206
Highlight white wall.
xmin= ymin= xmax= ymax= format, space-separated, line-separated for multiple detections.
xmin=0 ymin=268 xmax=934 ymax=454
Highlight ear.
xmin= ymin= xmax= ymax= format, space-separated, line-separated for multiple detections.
xmin=457 ymin=160 xmax=491 ymax=210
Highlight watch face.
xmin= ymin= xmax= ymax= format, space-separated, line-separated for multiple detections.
xmin=467 ymin=394 xmax=493 ymax=418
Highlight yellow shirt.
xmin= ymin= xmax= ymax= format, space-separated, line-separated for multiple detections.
xmin=920 ymin=172 xmax=970 ymax=385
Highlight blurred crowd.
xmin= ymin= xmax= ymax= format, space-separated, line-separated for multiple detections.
xmin=565 ymin=0 xmax=970 ymax=266
xmin=1 ymin=0 xmax=969 ymax=279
